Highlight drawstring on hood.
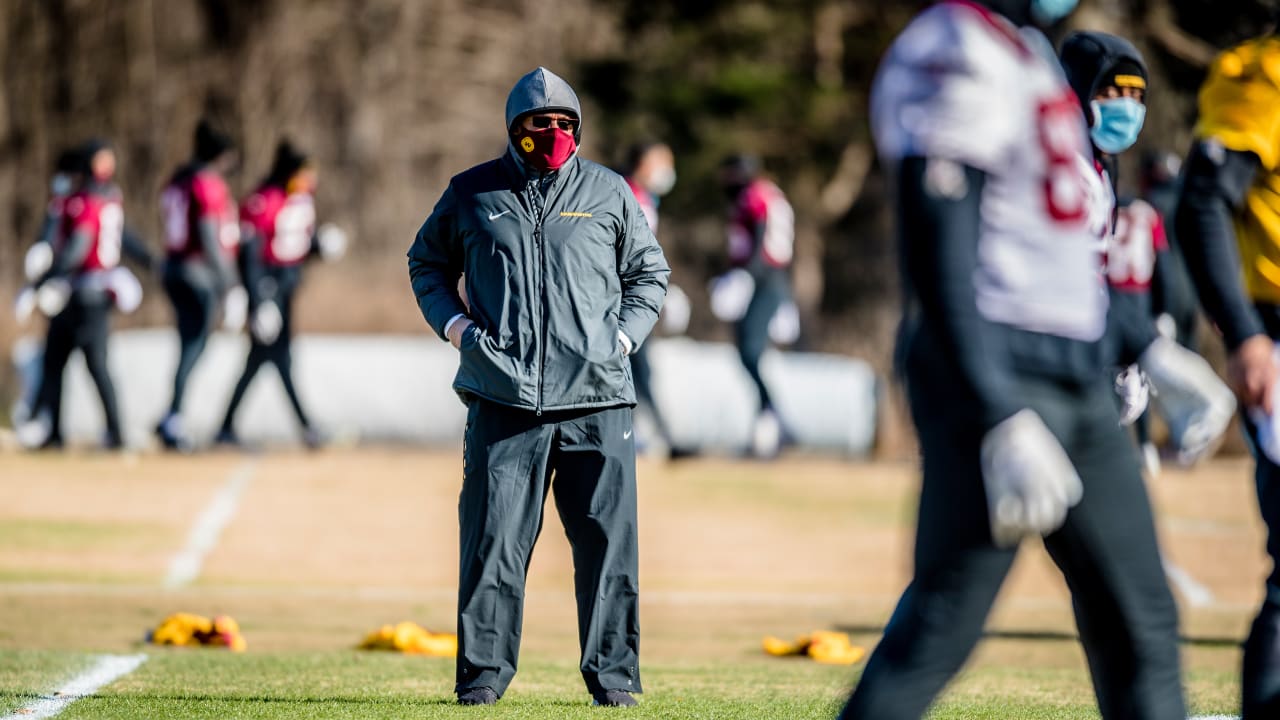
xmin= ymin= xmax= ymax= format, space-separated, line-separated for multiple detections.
xmin=505 ymin=67 xmax=583 ymax=173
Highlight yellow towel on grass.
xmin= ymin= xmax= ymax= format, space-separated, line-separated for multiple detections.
xmin=763 ymin=630 xmax=865 ymax=665
xmin=358 ymin=621 xmax=457 ymax=657
xmin=147 ymin=613 xmax=247 ymax=652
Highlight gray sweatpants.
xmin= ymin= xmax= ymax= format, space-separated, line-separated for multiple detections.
xmin=841 ymin=368 xmax=1185 ymax=720
xmin=455 ymin=400 xmax=641 ymax=698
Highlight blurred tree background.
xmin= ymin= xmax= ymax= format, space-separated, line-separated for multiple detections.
xmin=0 ymin=0 xmax=1275 ymax=405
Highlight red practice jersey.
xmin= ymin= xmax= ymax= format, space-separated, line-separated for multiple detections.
xmin=240 ymin=185 xmax=315 ymax=267
xmin=160 ymin=167 xmax=238 ymax=260
xmin=59 ymin=185 xmax=124 ymax=274
xmin=1107 ymin=199 xmax=1168 ymax=293
xmin=625 ymin=177 xmax=659 ymax=235
xmin=727 ymin=178 xmax=794 ymax=269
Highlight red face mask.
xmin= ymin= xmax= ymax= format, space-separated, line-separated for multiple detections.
xmin=513 ymin=127 xmax=577 ymax=171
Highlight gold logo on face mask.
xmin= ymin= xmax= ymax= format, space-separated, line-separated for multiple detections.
xmin=520 ymin=137 xmax=535 ymax=152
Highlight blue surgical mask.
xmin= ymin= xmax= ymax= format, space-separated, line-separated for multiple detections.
xmin=1030 ymin=0 xmax=1079 ymax=25
xmin=1090 ymin=97 xmax=1146 ymax=155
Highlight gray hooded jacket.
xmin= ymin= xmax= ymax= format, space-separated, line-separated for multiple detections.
xmin=408 ymin=67 xmax=670 ymax=412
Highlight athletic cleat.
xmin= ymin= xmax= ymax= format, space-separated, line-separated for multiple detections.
xmin=302 ymin=427 xmax=327 ymax=451
xmin=750 ymin=409 xmax=782 ymax=459
xmin=213 ymin=428 xmax=241 ymax=448
xmin=155 ymin=414 xmax=193 ymax=453
xmin=592 ymin=690 xmax=637 ymax=707
xmin=457 ymin=687 xmax=498 ymax=706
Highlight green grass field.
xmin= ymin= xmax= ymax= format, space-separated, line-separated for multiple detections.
xmin=0 ymin=448 xmax=1262 ymax=718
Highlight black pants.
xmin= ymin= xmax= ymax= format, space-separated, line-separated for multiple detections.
xmin=219 ymin=267 xmax=310 ymax=433
xmin=841 ymin=366 xmax=1184 ymax=720
xmin=456 ymin=400 xmax=640 ymax=698
xmin=735 ymin=267 xmax=789 ymax=411
xmin=163 ymin=261 xmax=219 ymax=416
xmin=36 ymin=294 xmax=121 ymax=444
xmin=1241 ymin=304 xmax=1280 ymax=718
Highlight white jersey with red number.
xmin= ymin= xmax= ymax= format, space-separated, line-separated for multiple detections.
xmin=241 ymin=185 xmax=316 ymax=267
xmin=1108 ymin=199 xmax=1168 ymax=293
xmin=870 ymin=0 xmax=1108 ymax=342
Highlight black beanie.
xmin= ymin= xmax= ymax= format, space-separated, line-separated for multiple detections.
xmin=1102 ymin=58 xmax=1148 ymax=94
xmin=194 ymin=119 xmax=234 ymax=163
xmin=266 ymin=140 xmax=309 ymax=187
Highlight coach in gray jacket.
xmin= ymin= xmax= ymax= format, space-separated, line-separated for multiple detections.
xmin=408 ymin=67 xmax=669 ymax=708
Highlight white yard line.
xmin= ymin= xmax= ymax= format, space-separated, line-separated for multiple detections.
xmin=1189 ymin=716 xmax=1240 ymax=719
xmin=2 ymin=654 xmax=146 ymax=719
xmin=163 ymin=460 xmax=256 ymax=588
xmin=1163 ymin=558 xmax=1217 ymax=608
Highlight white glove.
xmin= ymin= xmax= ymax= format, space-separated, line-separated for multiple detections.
xmin=13 ymin=286 xmax=36 ymax=324
xmin=23 ymin=242 xmax=53 ymax=283
xmin=980 ymin=409 xmax=1083 ymax=548
xmin=769 ymin=299 xmax=801 ymax=345
xmin=251 ymin=301 xmax=283 ymax=344
xmin=1114 ymin=365 xmax=1150 ymax=426
xmin=317 ymin=223 xmax=348 ymax=261
xmin=1155 ymin=313 xmax=1177 ymax=342
xmin=222 ymin=286 xmax=248 ymax=331
xmin=106 ymin=267 xmax=143 ymax=314
xmin=1139 ymin=337 xmax=1237 ymax=466
xmin=709 ymin=269 xmax=754 ymax=322
xmin=618 ymin=330 xmax=634 ymax=356
xmin=36 ymin=279 xmax=71 ymax=317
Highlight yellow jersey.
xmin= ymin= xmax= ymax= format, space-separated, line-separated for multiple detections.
xmin=1196 ymin=36 xmax=1280 ymax=303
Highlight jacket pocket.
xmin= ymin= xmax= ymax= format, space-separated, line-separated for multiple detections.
xmin=456 ymin=325 xmax=527 ymax=405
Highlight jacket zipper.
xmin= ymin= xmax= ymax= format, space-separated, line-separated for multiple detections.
xmin=532 ymin=179 xmax=549 ymax=416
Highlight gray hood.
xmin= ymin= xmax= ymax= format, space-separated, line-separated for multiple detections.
xmin=505 ymin=67 xmax=583 ymax=141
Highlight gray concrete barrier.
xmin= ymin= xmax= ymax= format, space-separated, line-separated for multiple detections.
xmin=11 ymin=330 xmax=877 ymax=455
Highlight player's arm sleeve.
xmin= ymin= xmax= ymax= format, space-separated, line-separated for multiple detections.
xmin=44 ymin=229 xmax=93 ymax=282
xmin=196 ymin=217 xmax=234 ymax=293
xmin=237 ymin=231 xmax=267 ymax=308
xmin=121 ymin=227 xmax=156 ymax=272
xmin=898 ymin=156 xmax=1019 ymax=430
xmin=408 ymin=185 xmax=469 ymax=340
xmin=1150 ymin=216 xmax=1175 ymax=317
xmin=616 ymin=186 xmax=670 ymax=349
xmin=1175 ymin=143 xmax=1265 ymax=350
xmin=34 ymin=212 xmax=59 ymax=247
xmin=1106 ymin=286 xmax=1161 ymax=365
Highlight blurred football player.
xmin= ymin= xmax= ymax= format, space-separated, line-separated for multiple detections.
xmin=215 ymin=140 xmax=344 ymax=449
xmin=155 ymin=119 xmax=240 ymax=451
xmin=622 ymin=141 xmax=691 ymax=458
xmin=717 ymin=153 xmax=796 ymax=458
xmin=843 ymin=2 xmax=1215 ymax=717
xmin=1059 ymin=33 xmax=1235 ymax=478
xmin=23 ymin=141 xmax=147 ymax=450
xmin=1175 ymin=15 xmax=1280 ymax=717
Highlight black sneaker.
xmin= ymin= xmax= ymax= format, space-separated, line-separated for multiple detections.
xmin=592 ymin=690 xmax=637 ymax=707
xmin=302 ymin=427 xmax=327 ymax=451
xmin=457 ymin=687 xmax=498 ymax=706
xmin=213 ymin=428 xmax=241 ymax=447
xmin=155 ymin=420 xmax=192 ymax=453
